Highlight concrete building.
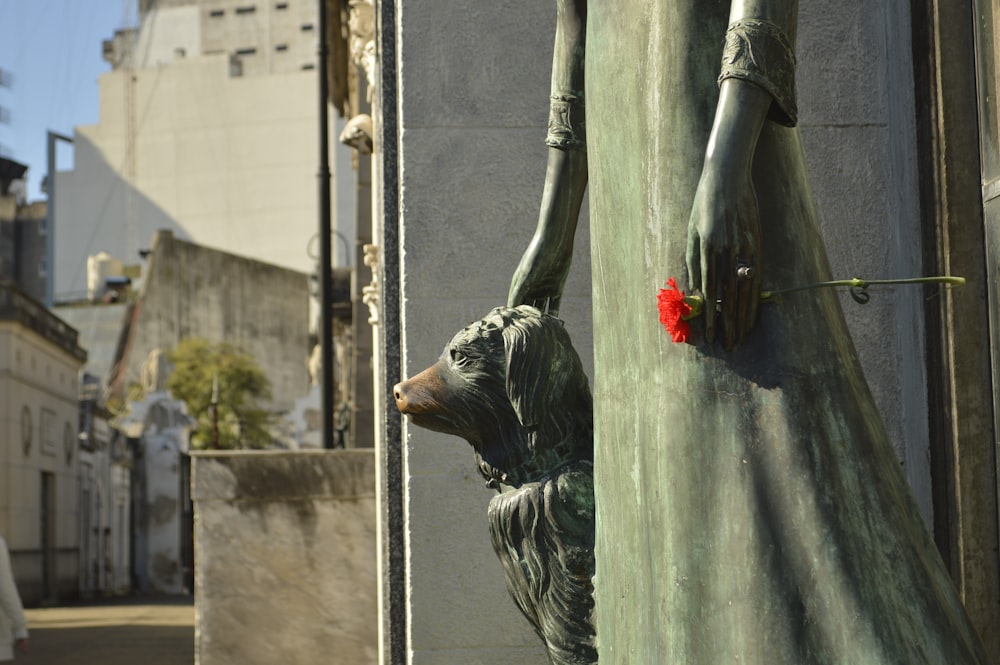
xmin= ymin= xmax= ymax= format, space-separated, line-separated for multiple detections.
xmin=366 ymin=0 xmax=1000 ymax=662
xmin=52 ymin=0 xmax=356 ymax=303
xmin=116 ymin=382 xmax=195 ymax=595
xmin=0 ymin=282 xmax=87 ymax=604
xmin=110 ymin=230 xmax=310 ymax=415
xmin=54 ymin=304 xmax=136 ymax=598
xmin=76 ymin=375 xmax=133 ymax=598
xmin=52 ymin=0 xmax=373 ymax=445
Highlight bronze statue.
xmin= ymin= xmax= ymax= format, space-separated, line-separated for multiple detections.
xmin=394 ymin=306 xmax=596 ymax=665
xmin=507 ymin=0 xmax=991 ymax=662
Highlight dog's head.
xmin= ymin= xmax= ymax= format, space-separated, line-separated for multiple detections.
xmin=393 ymin=305 xmax=592 ymax=486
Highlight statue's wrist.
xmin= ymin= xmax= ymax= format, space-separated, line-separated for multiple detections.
xmin=546 ymin=93 xmax=586 ymax=151
xmin=718 ymin=18 xmax=798 ymax=127
xmin=701 ymin=144 xmax=753 ymax=184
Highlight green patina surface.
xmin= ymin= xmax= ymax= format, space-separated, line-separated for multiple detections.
xmin=513 ymin=1 xmax=993 ymax=662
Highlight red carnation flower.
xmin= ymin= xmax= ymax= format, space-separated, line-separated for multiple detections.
xmin=656 ymin=274 xmax=966 ymax=346
xmin=657 ymin=278 xmax=693 ymax=343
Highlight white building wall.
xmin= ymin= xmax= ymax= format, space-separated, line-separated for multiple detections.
xmin=134 ymin=5 xmax=203 ymax=68
xmin=77 ymin=421 xmax=131 ymax=598
xmin=134 ymin=0 xmax=319 ymax=74
xmin=0 ymin=321 xmax=84 ymax=603
xmin=53 ymin=0 xmax=338 ymax=303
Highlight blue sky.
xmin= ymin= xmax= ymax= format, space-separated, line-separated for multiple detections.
xmin=0 ymin=0 xmax=137 ymax=200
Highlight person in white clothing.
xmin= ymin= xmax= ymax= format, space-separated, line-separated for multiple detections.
xmin=0 ymin=537 xmax=27 ymax=660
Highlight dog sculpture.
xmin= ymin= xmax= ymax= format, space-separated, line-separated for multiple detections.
xmin=393 ymin=305 xmax=596 ymax=665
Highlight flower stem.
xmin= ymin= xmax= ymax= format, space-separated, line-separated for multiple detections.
xmin=680 ymin=275 xmax=963 ymax=319
xmin=761 ymin=276 xmax=965 ymax=301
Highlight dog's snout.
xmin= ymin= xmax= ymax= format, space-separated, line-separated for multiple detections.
xmin=392 ymin=382 xmax=410 ymax=411
xmin=393 ymin=363 xmax=446 ymax=415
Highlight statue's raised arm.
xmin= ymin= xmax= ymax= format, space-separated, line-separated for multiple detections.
xmin=507 ymin=0 xmax=587 ymax=316
xmin=686 ymin=0 xmax=799 ymax=349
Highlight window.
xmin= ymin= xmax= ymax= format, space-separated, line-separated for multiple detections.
xmin=275 ymin=44 xmax=288 ymax=52
xmin=301 ymin=63 xmax=316 ymax=70
xmin=235 ymin=47 xmax=257 ymax=56
xmin=235 ymin=5 xmax=256 ymax=14
xmin=209 ymin=9 xmax=225 ymax=17
xmin=276 ymin=2 xmax=288 ymax=8
xmin=300 ymin=23 xmax=314 ymax=31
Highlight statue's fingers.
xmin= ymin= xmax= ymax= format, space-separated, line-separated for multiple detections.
xmin=685 ymin=230 xmax=701 ymax=292
xmin=722 ymin=255 xmax=738 ymax=351
xmin=735 ymin=264 xmax=755 ymax=345
xmin=702 ymin=244 xmax=717 ymax=344
xmin=746 ymin=264 xmax=761 ymax=339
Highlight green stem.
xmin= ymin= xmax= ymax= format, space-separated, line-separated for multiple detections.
xmin=680 ymin=275 xmax=964 ymax=320
xmin=760 ymin=276 xmax=965 ymax=300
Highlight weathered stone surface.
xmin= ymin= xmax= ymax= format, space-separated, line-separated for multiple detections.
xmin=192 ymin=450 xmax=377 ymax=665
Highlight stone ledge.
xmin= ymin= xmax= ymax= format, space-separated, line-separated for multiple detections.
xmin=191 ymin=449 xmax=375 ymax=502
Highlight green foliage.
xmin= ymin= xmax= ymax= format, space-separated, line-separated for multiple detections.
xmin=167 ymin=338 xmax=274 ymax=450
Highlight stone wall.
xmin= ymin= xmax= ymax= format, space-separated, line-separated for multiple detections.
xmin=798 ymin=0 xmax=931 ymax=520
xmin=191 ymin=450 xmax=377 ymax=665
xmin=125 ymin=230 xmax=310 ymax=412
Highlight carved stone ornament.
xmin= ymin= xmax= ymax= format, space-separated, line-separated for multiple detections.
xmin=361 ymin=243 xmax=380 ymax=325
xmin=340 ymin=114 xmax=373 ymax=154
xmin=394 ymin=306 xmax=596 ymax=664
xmin=141 ymin=348 xmax=173 ymax=394
xmin=347 ymin=0 xmax=375 ymax=100
xmin=718 ymin=18 xmax=798 ymax=126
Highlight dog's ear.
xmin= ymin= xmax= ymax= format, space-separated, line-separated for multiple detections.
xmin=502 ymin=315 xmax=567 ymax=430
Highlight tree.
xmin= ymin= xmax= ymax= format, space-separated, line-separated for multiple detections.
xmin=167 ymin=337 xmax=273 ymax=449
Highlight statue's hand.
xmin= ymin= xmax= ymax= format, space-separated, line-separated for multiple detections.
xmin=508 ymin=236 xmax=573 ymax=316
xmin=685 ymin=164 xmax=762 ymax=349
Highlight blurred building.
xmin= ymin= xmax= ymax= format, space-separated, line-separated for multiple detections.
xmin=0 ymin=282 xmax=87 ymax=604
xmin=54 ymin=302 xmax=135 ymax=598
xmin=0 ymin=157 xmax=46 ymax=302
xmin=75 ymin=373 xmax=133 ymax=597
xmin=51 ymin=0 xmax=372 ymax=447
xmin=52 ymin=0 xmax=356 ymax=303
xmin=108 ymin=230 xmax=310 ymax=414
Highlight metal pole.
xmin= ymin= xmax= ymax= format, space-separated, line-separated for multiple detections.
xmin=318 ymin=0 xmax=335 ymax=449
xmin=45 ymin=130 xmax=73 ymax=307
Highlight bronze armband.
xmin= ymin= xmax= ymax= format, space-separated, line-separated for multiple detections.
xmin=546 ymin=93 xmax=586 ymax=151
xmin=719 ymin=19 xmax=797 ymax=127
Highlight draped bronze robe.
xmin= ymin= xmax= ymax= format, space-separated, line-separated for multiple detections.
xmin=581 ymin=2 xmax=990 ymax=662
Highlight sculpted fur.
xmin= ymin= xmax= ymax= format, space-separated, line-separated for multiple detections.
xmin=394 ymin=305 xmax=596 ymax=665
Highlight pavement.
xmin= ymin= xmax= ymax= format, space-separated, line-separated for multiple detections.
xmin=18 ymin=596 xmax=194 ymax=665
